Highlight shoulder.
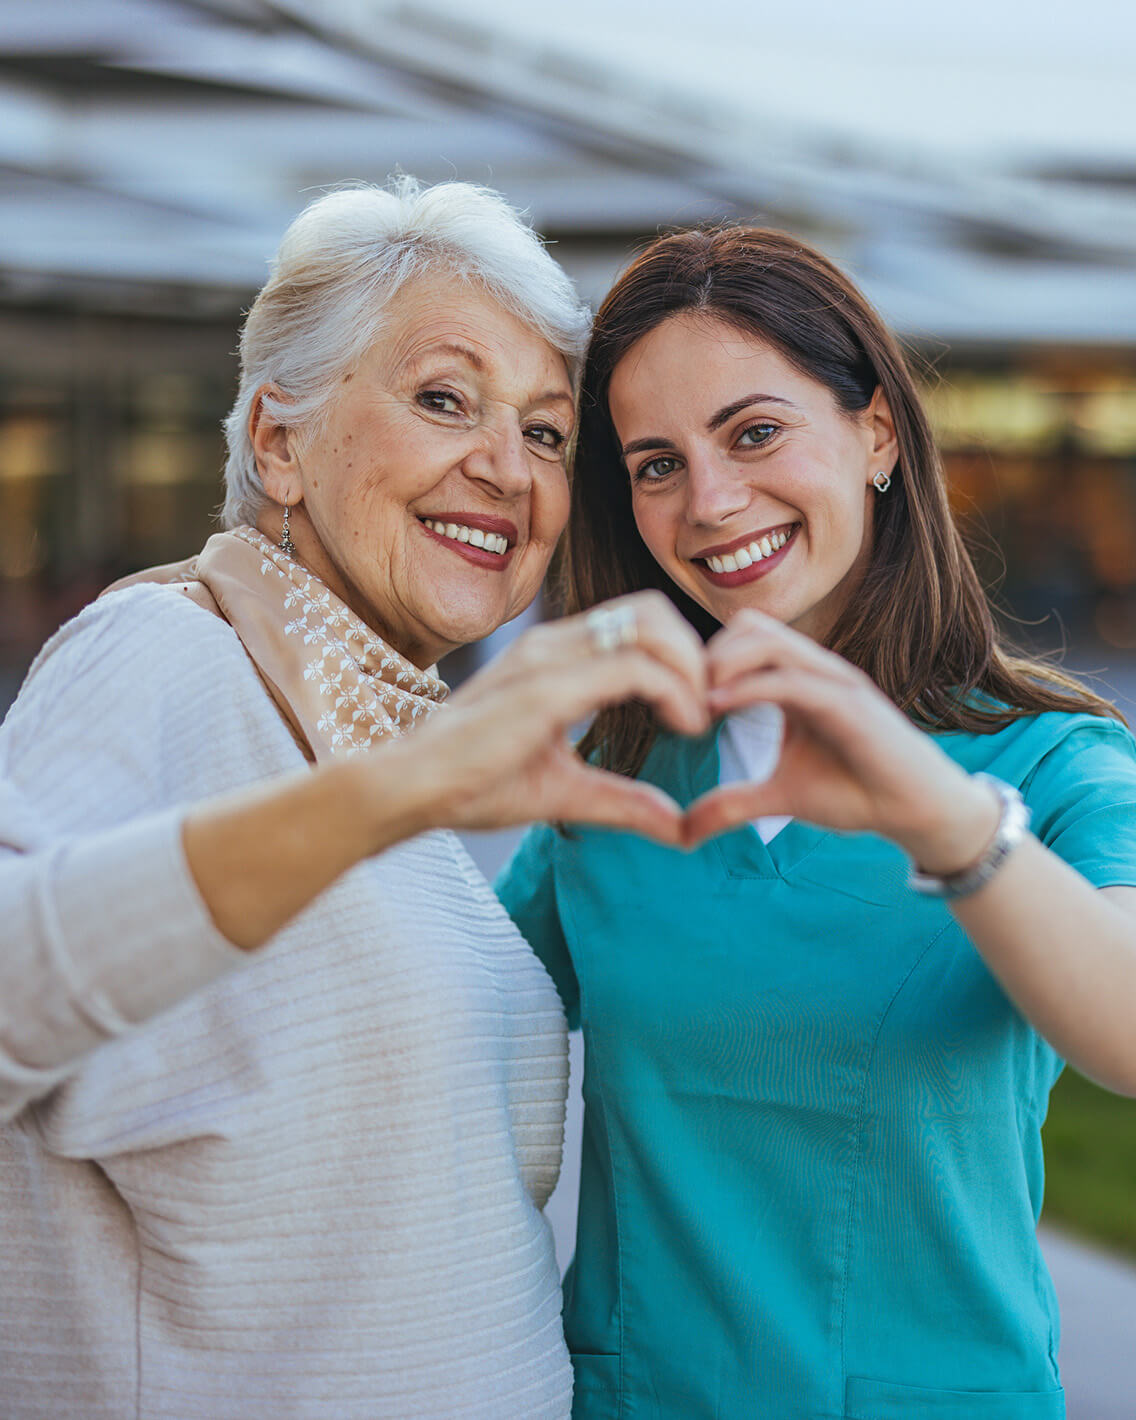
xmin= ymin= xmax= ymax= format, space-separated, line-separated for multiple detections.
xmin=3 ymin=582 xmax=265 ymax=755
xmin=933 ymin=710 xmax=1136 ymax=790
xmin=0 ymin=585 xmax=291 ymax=829
xmin=934 ymin=712 xmax=1136 ymax=874
xmin=916 ymin=709 xmax=1136 ymax=886
xmin=20 ymin=582 xmax=250 ymax=691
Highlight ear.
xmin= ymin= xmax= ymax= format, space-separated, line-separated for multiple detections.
xmin=864 ymin=386 xmax=899 ymax=485
xmin=249 ymin=385 xmax=302 ymax=506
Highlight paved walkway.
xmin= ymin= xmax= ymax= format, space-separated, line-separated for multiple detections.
xmin=1039 ymin=1226 xmax=1136 ymax=1418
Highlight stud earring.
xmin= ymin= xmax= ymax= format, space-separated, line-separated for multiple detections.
xmin=872 ymin=470 xmax=892 ymax=493
xmin=280 ymin=503 xmax=297 ymax=556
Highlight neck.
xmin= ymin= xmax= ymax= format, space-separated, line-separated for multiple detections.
xmin=252 ymin=505 xmax=448 ymax=669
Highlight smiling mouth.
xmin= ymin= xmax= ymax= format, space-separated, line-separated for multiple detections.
xmin=693 ymin=522 xmax=799 ymax=584
xmin=420 ymin=516 xmax=512 ymax=556
xmin=695 ymin=522 xmax=798 ymax=572
xmin=417 ymin=514 xmax=519 ymax=571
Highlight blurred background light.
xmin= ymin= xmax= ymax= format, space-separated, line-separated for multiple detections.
xmin=2 ymin=0 xmax=1134 ymax=695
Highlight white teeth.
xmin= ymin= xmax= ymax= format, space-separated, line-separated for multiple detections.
xmin=426 ymin=519 xmax=509 ymax=554
xmin=703 ymin=527 xmax=794 ymax=574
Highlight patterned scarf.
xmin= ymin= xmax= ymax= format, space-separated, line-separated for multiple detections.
xmin=107 ymin=527 xmax=449 ymax=763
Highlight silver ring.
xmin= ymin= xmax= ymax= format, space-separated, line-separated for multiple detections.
xmin=585 ymin=604 xmax=638 ymax=654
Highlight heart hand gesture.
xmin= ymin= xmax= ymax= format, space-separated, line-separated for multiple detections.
xmin=684 ymin=610 xmax=999 ymax=874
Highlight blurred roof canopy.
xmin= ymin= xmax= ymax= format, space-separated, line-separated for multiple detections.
xmin=2 ymin=0 xmax=1135 ymax=343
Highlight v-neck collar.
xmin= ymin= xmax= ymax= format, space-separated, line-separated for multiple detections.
xmin=676 ymin=722 xmax=835 ymax=881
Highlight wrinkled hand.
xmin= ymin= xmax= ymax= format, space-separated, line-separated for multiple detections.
xmin=397 ymin=591 xmax=708 ymax=846
xmin=683 ymin=610 xmax=999 ymax=872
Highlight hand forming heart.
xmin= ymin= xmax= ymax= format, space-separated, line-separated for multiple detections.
xmin=683 ymin=609 xmax=999 ymax=872
xmin=422 ymin=593 xmax=998 ymax=875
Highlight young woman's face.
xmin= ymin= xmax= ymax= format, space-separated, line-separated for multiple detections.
xmin=608 ymin=313 xmax=897 ymax=641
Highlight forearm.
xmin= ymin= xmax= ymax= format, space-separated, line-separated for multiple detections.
xmin=183 ymin=743 xmax=434 ymax=950
xmin=948 ymin=836 xmax=1136 ymax=1095
xmin=1 ymin=735 xmax=440 ymax=1118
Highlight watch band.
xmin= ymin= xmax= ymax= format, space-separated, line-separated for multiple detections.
xmin=908 ymin=774 xmax=1032 ymax=901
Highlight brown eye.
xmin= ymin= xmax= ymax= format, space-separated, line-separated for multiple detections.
xmin=417 ymin=389 xmax=463 ymax=414
xmin=526 ymin=424 xmax=565 ymax=450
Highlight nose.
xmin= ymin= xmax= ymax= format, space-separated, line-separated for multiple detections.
xmin=461 ymin=417 xmax=533 ymax=500
xmin=683 ymin=447 xmax=750 ymax=527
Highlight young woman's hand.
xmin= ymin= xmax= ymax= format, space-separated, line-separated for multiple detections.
xmin=685 ymin=609 xmax=999 ymax=872
xmin=381 ymin=591 xmax=709 ymax=846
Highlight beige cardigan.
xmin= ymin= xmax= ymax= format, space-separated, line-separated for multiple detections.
xmin=0 ymin=586 xmax=572 ymax=1419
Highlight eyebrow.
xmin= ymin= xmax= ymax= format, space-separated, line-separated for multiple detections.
xmin=620 ymin=393 xmax=797 ymax=457
xmin=407 ymin=340 xmax=487 ymax=373
xmin=407 ymin=341 xmax=574 ymax=409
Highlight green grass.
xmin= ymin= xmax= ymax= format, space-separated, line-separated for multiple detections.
xmin=1042 ymin=1067 xmax=1136 ymax=1256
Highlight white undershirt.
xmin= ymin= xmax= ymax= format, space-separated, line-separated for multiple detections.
xmin=717 ymin=702 xmax=792 ymax=845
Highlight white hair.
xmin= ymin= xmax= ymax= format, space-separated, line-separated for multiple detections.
xmin=221 ymin=177 xmax=592 ymax=528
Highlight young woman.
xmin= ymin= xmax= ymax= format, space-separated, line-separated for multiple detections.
xmin=497 ymin=227 xmax=1136 ymax=1420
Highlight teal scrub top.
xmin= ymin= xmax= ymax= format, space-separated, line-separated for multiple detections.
xmin=496 ymin=711 xmax=1136 ymax=1420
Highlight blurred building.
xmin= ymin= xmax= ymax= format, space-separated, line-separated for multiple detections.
xmin=2 ymin=0 xmax=1136 ymax=686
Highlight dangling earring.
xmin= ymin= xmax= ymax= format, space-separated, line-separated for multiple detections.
xmin=872 ymin=470 xmax=892 ymax=493
xmin=280 ymin=503 xmax=297 ymax=556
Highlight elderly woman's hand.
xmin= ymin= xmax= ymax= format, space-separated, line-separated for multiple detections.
xmin=382 ymin=592 xmax=709 ymax=846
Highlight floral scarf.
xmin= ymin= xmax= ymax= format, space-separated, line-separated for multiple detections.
xmin=107 ymin=526 xmax=449 ymax=763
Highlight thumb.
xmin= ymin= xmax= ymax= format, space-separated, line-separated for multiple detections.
xmin=682 ymin=776 xmax=789 ymax=847
xmin=555 ymin=761 xmax=685 ymax=846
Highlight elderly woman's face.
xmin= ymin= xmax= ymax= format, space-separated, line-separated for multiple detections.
xmin=257 ymin=274 xmax=575 ymax=666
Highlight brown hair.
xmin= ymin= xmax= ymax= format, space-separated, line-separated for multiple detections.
xmin=567 ymin=226 xmax=1122 ymax=775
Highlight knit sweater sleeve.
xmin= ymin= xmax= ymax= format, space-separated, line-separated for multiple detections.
xmin=0 ymin=587 xmax=275 ymax=1123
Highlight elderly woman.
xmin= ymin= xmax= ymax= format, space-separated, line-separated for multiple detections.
xmin=0 ymin=179 xmax=707 ymax=1420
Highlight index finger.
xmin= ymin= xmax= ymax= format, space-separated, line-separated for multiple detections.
xmin=707 ymin=609 xmax=851 ymax=690
xmin=590 ymin=591 xmax=709 ymax=700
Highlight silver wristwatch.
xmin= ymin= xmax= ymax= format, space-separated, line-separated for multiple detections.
xmin=908 ymin=774 xmax=1032 ymax=901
